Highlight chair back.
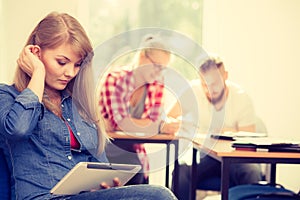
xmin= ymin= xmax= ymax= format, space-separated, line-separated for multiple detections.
xmin=0 ymin=148 xmax=10 ymax=200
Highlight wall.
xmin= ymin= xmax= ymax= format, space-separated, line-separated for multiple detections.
xmin=202 ymin=0 xmax=300 ymax=191
xmin=0 ymin=1 xmax=4 ymax=82
xmin=0 ymin=0 xmax=79 ymax=84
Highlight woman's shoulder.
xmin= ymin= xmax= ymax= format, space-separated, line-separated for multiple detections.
xmin=0 ymin=84 xmax=22 ymax=102
xmin=0 ymin=84 xmax=17 ymax=93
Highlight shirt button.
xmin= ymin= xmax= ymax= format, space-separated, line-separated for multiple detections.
xmin=67 ymin=118 xmax=71 ymax=122
xmin=61 ymin=104 xmax=64 ymax=108
xmin=67 ymin=156 xmax=72 ymax=160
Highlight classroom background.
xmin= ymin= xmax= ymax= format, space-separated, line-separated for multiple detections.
xmin=1 ymin=0 xmax=299 ymax=193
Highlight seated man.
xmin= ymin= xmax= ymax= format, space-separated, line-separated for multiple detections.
xmin=169 ymin=55 xmax=263 ymax=200
xmin=99 ymin=34 xmax=180 ymax=185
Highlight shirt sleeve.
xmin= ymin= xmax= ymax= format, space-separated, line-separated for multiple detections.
xmin=147 ymin=83 xmax=164 ymax=121
xmin=236 ymin=92 xmax=256 ymax=127
xmin=111 ymin=76 xmax=132 ymax=122
xmin=0 ymin=87 xmax=44 ymax=138
xmin=99 ymin=73 xmax=132 ymax=128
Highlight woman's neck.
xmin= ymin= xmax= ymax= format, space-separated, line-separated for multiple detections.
xmin=44 ymin=86 xmax=63 ymax=118
xmin=44 ymin=86 xmax=61 ymax=100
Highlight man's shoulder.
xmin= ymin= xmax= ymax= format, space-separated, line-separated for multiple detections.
xmin=226 ymin=81 xmax=253 ymax=104
xmin=226 ymin=81 xmax=247 ymax=95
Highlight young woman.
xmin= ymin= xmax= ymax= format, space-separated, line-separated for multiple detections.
xmin=0 ymin=12 xmax=177 ymax=200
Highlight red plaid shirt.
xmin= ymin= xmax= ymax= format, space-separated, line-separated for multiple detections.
xmin=99 ymin=69 xmax=164 ymax=178
xmin=99 ymin=69 xmax=164 ymax=128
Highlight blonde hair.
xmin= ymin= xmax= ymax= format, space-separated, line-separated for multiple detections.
xmin=132 ymin=34 xmax=171 ymax=67
xmin=140 ymin=34 xmax=170 ymax=53
xmin=13 ymin=12 xmax=108 ymax=154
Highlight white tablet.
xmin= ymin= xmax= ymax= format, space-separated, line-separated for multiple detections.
xmin=50 ymin=162 xmax=141 ymax=195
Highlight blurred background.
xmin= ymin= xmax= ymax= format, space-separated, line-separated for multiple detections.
xmin=1 ymin=0 xmax=299 ymax=192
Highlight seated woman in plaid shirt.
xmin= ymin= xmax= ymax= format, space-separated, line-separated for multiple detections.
xmin=99 ymin=34 xmax=180 ymax=184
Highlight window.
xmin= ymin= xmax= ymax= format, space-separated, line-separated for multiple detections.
xmin=87 ymin=0 xmax=203 ymax=80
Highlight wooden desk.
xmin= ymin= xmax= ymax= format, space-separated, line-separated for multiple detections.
xmin=108 ymin=132 xmax=180 ymax=196
xmin=191 ymin=137 xmax=300 ymax=200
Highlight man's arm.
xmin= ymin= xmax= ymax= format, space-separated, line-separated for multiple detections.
xmin=229 ymin=85 xmax=257 ymax=133
xmin=221 ymin=124 xmax=256 ymax=133
xmin=116 ymin=117 xmax=160 ymax=133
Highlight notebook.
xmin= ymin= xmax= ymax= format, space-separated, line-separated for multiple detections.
xmin=211 ymin=131 xmax=267 ymax=141
xmin=50 ymin=162 xmax=141 ymax=195
xmin=232 ymin=137 xmax=300 ymax=152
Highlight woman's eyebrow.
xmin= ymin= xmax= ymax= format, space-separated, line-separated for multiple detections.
xmin=56 ymin=55 xmax=71 ymax=61
xmin=56 ymin=55 xmax=83 ymax=64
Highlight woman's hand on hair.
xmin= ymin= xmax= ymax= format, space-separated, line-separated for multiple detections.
xmin=17 ymin=45 xmax=45 ymax=77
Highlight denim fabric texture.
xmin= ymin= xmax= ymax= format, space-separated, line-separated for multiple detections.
xmin=52 ymin=185 xmax=177 ymax=200
xmin=0 ymin=148 xmax=10 ymax=200
xmin=0 ymin=84 xmax=108 ymax=200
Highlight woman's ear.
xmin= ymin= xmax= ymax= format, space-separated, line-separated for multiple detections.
xmin=31 ymin=45 xmax=41 ymax=59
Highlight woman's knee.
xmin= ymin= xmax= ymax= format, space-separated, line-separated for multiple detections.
xmin=68 ymin=185 xmax=177 ymax=200
xmin=127 ymin=185 xmax=177 ymax=200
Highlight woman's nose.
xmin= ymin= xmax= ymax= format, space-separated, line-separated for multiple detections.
xmin=64 ymin=65 xmax=76 ymax=78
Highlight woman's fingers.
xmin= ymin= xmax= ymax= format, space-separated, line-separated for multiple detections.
xmin=17 ymin=45 xmax=44 ymax=77
xmin=113 ymin=177 xmax=121 ymax=187
xmin=98 ymin=177 xmax=121 ymax=190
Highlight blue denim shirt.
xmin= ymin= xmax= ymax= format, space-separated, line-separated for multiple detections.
xmin=0 ymin=84 xmax=108 ymax=200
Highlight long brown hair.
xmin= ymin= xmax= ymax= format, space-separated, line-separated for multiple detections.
xmin=13 ymin=12 xmax=108 ymax=154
